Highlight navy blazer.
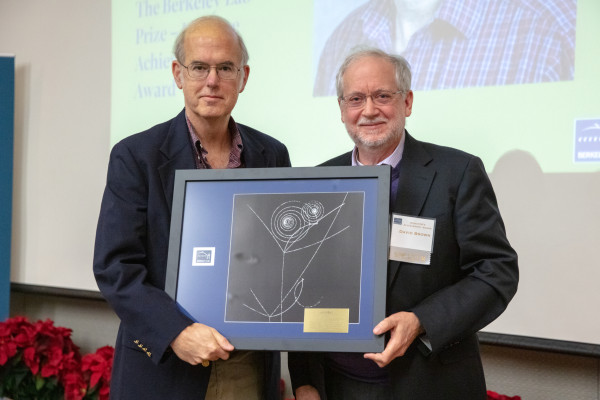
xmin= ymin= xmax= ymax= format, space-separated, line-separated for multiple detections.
xmin=289 ymin=132 xmax=518 ymax=399
xmin=94 ymin=109 xmax=291 ymax=399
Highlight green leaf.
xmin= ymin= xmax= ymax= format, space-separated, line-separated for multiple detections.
xmin=35 ymin=373 xmax=46 ymax=390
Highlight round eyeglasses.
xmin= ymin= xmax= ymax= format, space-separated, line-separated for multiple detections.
xmin=340 ymin=90 xmax=404 ymax=108
xmin=181 ymin=62 xmax=241 ymax=80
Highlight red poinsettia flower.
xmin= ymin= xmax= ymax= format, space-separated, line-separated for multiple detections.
xmin=9 ymin=316 xmax=37 ymax=344
xmin=487 ymin=390 xmax=522 ymax=400
xmin=63 ymin=371 xmax=87 ymax=400
xmin=1 ymin=316 xmax=114 ymax=400
xmin=23 ymin=345 xmax=40 ymax=375
xmin=20 ymin=319 xmax=82 ymax=380
xmin=0 ymin=339 xmax=17 ymax=365
xmin=60 ymin=349 xmax=87 ymax=400
xmin=0 ymin=316 xmax=36 ymax=366
xmin=82 ymin=345 xmax=114 ymax=400
xmin=0 ymin=323 xmax=18 ymax=365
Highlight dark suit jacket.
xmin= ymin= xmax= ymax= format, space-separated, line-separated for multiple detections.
xmin=289 ymin=132 xmax=518 ymax=399
xmin=94 ymin=109 xmax=291 ymax=400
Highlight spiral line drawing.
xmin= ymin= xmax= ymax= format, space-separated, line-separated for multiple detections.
xmin=241 ymin=193 xmax=352 ymax=322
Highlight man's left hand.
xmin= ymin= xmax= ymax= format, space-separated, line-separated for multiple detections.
xmin=364 ymin=311 xmax=423 ymax=368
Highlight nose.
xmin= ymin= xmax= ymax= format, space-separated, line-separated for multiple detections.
xmin=205 ymin=67 xmax=220 ymax=87
xmin=362 ymin=96 xmax=379 ymax=117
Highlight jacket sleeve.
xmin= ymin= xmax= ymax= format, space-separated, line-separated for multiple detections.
xmin=410 ymin=156 xmax=519 ymax=353
xmin=93 ymin=140 xmax=193 ymax=364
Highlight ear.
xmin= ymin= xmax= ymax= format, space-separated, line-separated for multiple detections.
xmin=172 ymin=60 xmax=183 ymax=89
xmin=338 ymin=98 xmax=345 ymax=123
xmin=238 ymin=65 xmax=250 ymax=93
xmin=404 ymin=90 xmax=414 ymax=117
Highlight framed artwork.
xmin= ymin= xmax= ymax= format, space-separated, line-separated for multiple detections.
xmin=165 ymin=166 xmax=390 ymax=352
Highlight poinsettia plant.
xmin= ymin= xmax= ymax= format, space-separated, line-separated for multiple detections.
xmin=0 ymin=316 xmax=113 ymax=400
xmin=487 ymin=390 xmax=522 ymax=400
xmin=81 ymin=346 xmax=113 ymax=400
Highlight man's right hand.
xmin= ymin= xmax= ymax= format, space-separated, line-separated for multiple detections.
xmin=170 ymin=323 xmax=234 ymax=365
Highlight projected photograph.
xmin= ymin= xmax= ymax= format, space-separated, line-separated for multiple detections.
xmin=313 ymin=0 xmax=577 ymax=95
xmin=225 ymin=192 xmax=364 ymax=323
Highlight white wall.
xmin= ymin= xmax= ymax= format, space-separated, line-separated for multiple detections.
xmin=1 ymin=0 xmax=110 ymax=291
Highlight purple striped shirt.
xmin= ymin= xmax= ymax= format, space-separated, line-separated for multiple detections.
xmin=186 ymin=115 xmax=244 ymax=169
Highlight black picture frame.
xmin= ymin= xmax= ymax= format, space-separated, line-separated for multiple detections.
xmin=165 ymin=166 xmax=390 ymax=352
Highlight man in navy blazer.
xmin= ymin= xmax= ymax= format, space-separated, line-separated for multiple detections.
xmin=94 ymin=16 xmax=290 ymax=399
xmin=289 ymin=49 xmax=518 ymax=399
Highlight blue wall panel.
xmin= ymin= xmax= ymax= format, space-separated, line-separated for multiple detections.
xmin=0 ymin=55 xmax=15 ymax=321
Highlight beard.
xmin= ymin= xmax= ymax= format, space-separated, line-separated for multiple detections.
xmin=346 ymin=117 xmax=404 ymax=149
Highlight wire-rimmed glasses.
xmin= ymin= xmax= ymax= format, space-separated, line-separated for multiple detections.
xmin=180 ymin=62 xmax=241 ymax=80
xmin=340 ymin=90 xmax=404 ymax=108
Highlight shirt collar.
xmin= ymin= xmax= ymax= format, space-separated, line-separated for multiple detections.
xmin=185 ymin=114 xmax=244 ymax=169
xmin=351 ymin=132 xmax=405 ymax=167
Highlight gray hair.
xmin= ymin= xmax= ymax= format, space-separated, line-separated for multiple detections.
xmin=173 ymin=15 xmax=249 ymax=66
xmin=335 ymin=48 xmax=412 ymax=98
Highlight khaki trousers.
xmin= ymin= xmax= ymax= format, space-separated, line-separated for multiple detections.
xmin=204 ymin=350 xmax=264 ymax=400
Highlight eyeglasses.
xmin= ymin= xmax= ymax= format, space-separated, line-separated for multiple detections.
xmin=181 ymin=62 xmax=241 ymax=80
xmin=340 ymin=90 xmax=404 ymax=108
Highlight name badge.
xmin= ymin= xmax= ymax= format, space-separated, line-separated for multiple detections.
xmin=389 ymin=214 xmax=435 ymax=265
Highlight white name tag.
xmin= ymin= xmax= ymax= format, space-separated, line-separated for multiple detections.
xmin=389 ymin=214 xmax=435 ymax=265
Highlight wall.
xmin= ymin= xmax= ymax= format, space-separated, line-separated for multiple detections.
xmin=1 ymin=0 xmax=110 ymax=292
xmin=482 ymin=344 xmax=599 ymax=400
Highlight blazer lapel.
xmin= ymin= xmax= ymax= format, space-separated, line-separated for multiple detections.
xmin=238 ymin=124 xmax=267 ymax=167
xmin=158 ymin=109 xmax=196 ymax=214
xmin=157 ymin=118 xmax=272 ymax=213
xmin=387 ymin=132 xmax=436 ymax=288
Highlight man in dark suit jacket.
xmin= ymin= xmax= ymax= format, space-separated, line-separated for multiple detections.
xmin=289 ymin=48 xmax=518 ymax=399
xmin=93 ymin=16 xmax=290 ymax=399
